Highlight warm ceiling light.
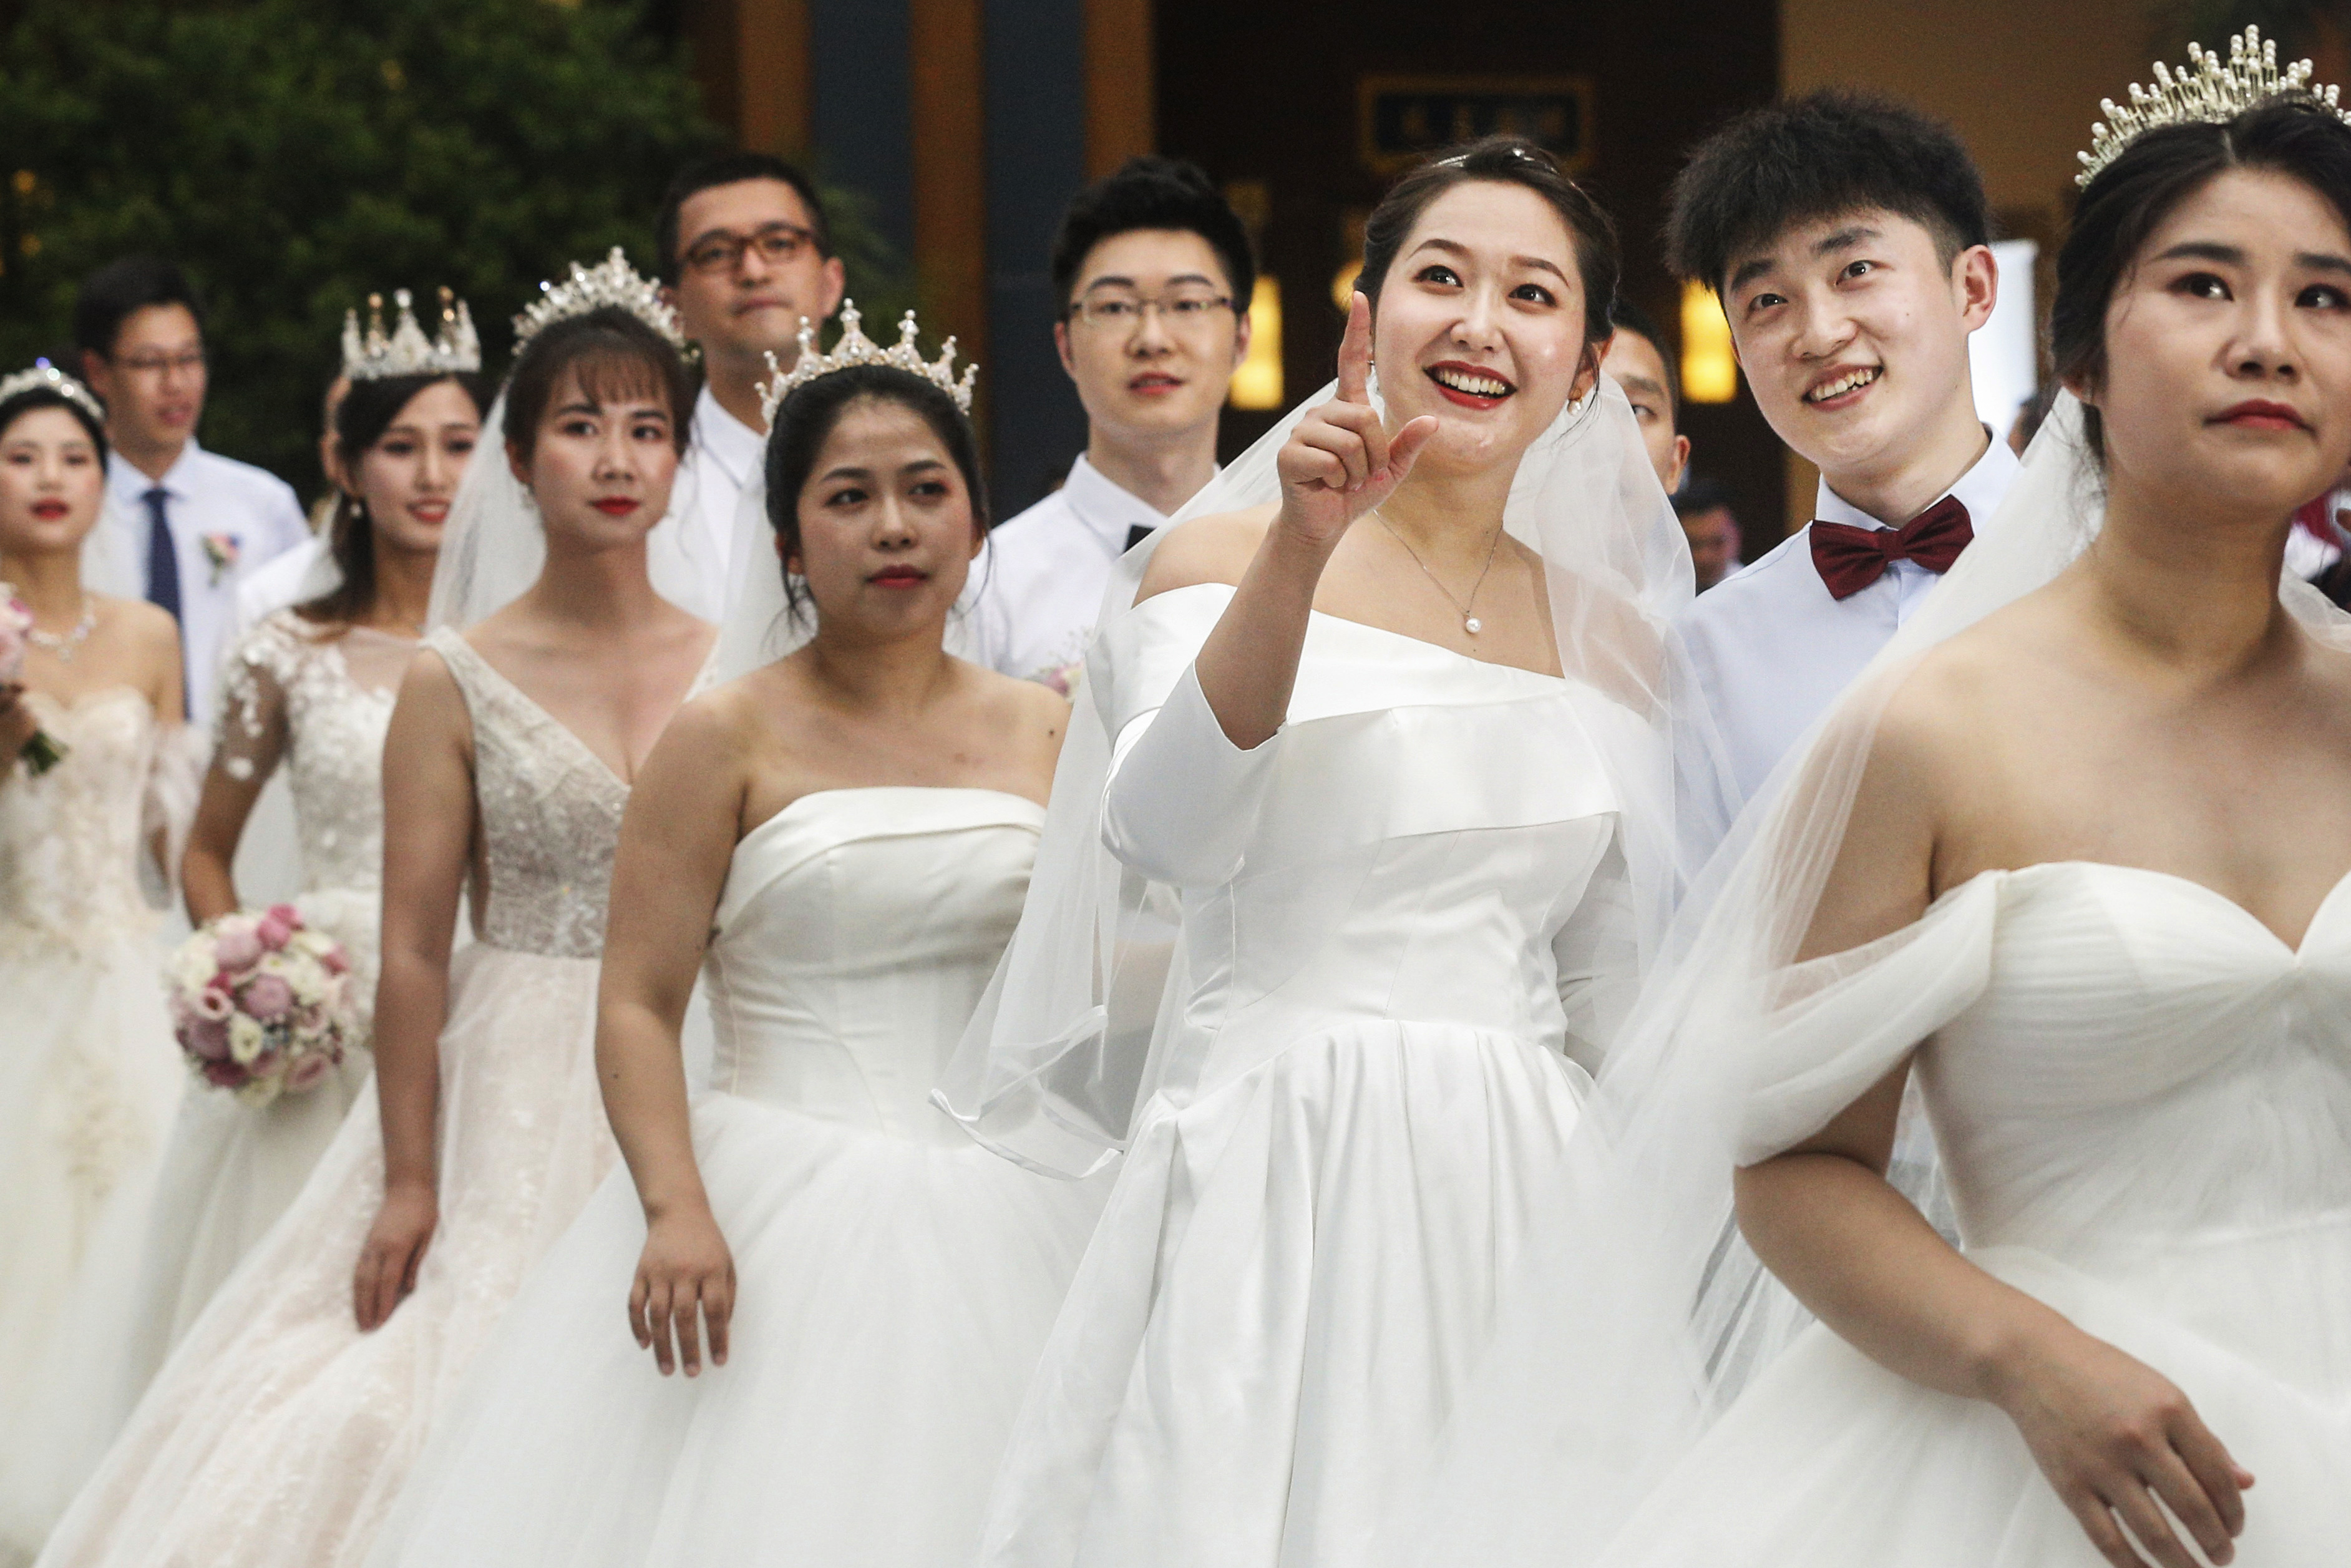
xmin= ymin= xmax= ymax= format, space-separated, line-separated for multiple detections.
xmin=1680 ymin=280 xmax=1737 ymax=404
xmin=1229 ymin=277 xmax=1285 ymax=411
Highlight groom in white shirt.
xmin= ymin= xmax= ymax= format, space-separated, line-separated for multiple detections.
xmin=1665 ymin=93 xmax=2018 ymax=835
xmin=967 ymin=157 xmax=1254 ymax=688
xmin=77 ymin=256 xmax=310 ymax=729
xmin=651 ymin=153 xmax=846 ymax=621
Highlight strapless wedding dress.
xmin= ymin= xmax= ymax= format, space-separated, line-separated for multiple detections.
xmin=37 ymin=628 xmax=627 ymax=1568
xmin=1596 ymin=860 xmax=2351 ymax=1566
xmin=124 ymin=612 xmax=412 ymax=1386
xmin=0 ymin=689 xmax=183 ymax=1564
xmin=978 ymin=584 xmax=1641 ymax=1568
xmin=369 ymin=787 xmax=1107 ymax=1567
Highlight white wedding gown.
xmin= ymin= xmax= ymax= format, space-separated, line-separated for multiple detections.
xmin=122 ymin=611 xmax=411 ymax=1388
xmin=370 ymin=786 xmax=1109 ymax=1567
xmin=0 ymin=689 xmax=185 ymax=1564
xmin=1595 ymin=860 xmax=2351 ymax=1565
xmin=977 ymin=583 xmax=1640 ymax=1568
xmin=37 ymin=628 xmax=628 ymax=1568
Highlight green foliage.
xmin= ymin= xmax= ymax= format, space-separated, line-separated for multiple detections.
xmin=0 ymin=0 xmax=726 ymax=494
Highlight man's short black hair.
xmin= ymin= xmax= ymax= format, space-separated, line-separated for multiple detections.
xmin=1672 ymin=475 xmax=1732 ymax=517
xmin=74 ymin=256 xmax=205 ymax=359
xmin=655 ymin=152 xmax=833 ymax=285
xmin=1607 ymin=297 xmax=1680 ymax=419
xmin=1665 ymin=90 xmax=1990 ymax=293
xmin=1049 ymin=156 xmax=1256 ymax=316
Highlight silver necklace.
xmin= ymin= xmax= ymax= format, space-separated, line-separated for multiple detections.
xmin=26 ymin=598 xmax=97 ymax=664
xmin=1375 ymin=513 xmax=1504 ymax=636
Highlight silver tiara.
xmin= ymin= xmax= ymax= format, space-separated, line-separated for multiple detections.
xmin=2078 ymin=27 xmax=2351 ymax=188
xmin=758 ymin=300 xmax=978 ymax=429
xmin=343 ymin=287 xmax=481 ymax=381
xmin=512 ymin=247 xmax=685 ymax=351
xmin=0 ymin=361 xmax=105 ymax=425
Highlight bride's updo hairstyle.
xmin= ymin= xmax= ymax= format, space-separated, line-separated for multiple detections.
xmin=502 ymin=304 xmax=695 ymax=466
xmin=762 ymin=363 xmax=990 ymax=625
xmin=301 ymin=369 xmax=489 ymax=628
xmin=1358 ymin=134 xmax=1621 ymax=365
xmin=2054 ymin=98 xmax=2351 ymax=464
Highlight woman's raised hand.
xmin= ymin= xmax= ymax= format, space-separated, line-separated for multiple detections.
xmin=1995 ymin=1323 xmax=2253 ymax=1567
xmin=630 ymin=1202 xmax=736 ymax=1377
xmin=1275 ymin=293 xmax=1439 ymax=550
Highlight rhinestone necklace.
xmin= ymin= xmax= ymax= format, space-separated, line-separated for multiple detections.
xmin=1374 ymin=512 xmax=1504 ymax=636
xmin=26 ymin=598 xmax=97 ymax=664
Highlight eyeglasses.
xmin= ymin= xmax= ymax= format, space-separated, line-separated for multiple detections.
xmin=115 ymin=349 xmax=205 ymax=376
xmin=1069 ymin=288 xmax=1235 ymax=329
xmin=683 ymin=223 xmax=819 ymax=276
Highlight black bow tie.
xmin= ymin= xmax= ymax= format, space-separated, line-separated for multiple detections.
xmin=1126 ymin=523 xmax=1153 ymax=552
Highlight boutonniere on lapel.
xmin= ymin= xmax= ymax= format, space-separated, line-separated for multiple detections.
xmin=200 ymin=532 xmax=241 ymax=587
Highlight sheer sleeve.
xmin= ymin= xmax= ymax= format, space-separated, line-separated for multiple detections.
xmin=1101 ymin=662 xmax=1283 ymax=889
xmin=1552 ymin=834 xmax=1638 ymax=1078
xmin=212 ymin=618 xmax=294 ymax=791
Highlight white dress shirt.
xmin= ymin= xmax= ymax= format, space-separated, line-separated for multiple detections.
xmin=967 ymin=455 xmax=1184 ymax=684
xmin=1678 ymin=434 xmax=2021 ymax=825
xmin=93 ymin=439 xmax=311 ymax=728
xmin=646 ymin=385 xmax=763 ymax=624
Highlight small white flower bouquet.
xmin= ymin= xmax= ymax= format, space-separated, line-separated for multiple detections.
xmin=167 ymin=905 xmax=356 ymax=1106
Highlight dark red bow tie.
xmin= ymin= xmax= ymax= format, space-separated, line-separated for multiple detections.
xmin=1809 ymin=495 xmax=1974 ymax=601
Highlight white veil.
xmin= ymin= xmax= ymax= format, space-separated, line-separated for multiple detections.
xmin=1380 ymin=390 xmax=2351 ymax=1564
xmin=427 ymin=392 xmax=542 ymax=632
xmin=933 ymin=368 xmax=1724 ymax=1177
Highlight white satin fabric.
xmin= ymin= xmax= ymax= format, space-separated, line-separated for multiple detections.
xmin=1595 ymin=860 xmax=2351 ymax=1565
xmin=369 ymin=788 xmax=1107 ymax=1567
xmin=973 ymin=583 xmax=1638 ymax=1568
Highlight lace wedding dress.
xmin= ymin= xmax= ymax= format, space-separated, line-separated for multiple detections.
xmin=1585 ymin=860 xmax=2351 ymax=1566
xmin=973 ymin=584 xmax=1640 ymax=1568
xmin=369 ymin=787 xmax=1109 ymax=1567
xmin=122 ymin=612 xmax=413 ymax=1388
xmin=0 ymin=689 xmax=187 ymax=1565
xmin=37 ymin=628 xmax=629 ymax=1568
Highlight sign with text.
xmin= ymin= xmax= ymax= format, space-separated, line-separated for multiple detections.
xmin=1358 ymin=75 xmax=1594 ymax=175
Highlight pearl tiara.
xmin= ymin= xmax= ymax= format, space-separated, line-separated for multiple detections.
xmin=2078 ymin=27 xmax=2351 ymax=188
xmin=512 ymin=247 xmax=686 ymax=353
xmin=343 ymin=287 xmax=481 ymax=381
xmin=758 ymin=300 xmax=978 ymax=429
xmin=0 ymin=361 xmax=105 ymax=425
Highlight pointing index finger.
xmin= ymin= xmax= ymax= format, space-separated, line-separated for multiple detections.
xmin=1336 ymin=292 xmax=1373 ymax=406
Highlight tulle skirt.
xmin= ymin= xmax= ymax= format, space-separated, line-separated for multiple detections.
xmin=116 ymin=887 xmax=380 ymax=1403
xmin=1593 ymin=1227 xmax=2351 ymax=1567
xmin=35 ymin=942 xmax=615 ymax=1568
xmin=976 ymin=1019 xmax=1589 ymax=1568
xmin=367 ymin=1088 xmax=1107 ymax=1568
xmin=0 ymin=927 xmax=183 ymax=1565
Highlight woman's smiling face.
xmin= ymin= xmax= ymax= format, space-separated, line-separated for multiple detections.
xmin=1368 ymin=179 xmax=1596 ymax=478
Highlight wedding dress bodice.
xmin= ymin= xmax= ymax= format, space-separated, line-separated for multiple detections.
xmin=429 ymin=628 xmax=629 ymax=960
xmin=217 ymin=611 xmax=410 ymax=898
xmin=706 ymin=787 xmax=1043 ymax=1144
xmin=0 ymin=688 xmax=157 ymax=956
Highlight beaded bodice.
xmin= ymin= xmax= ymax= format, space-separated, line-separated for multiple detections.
xmin=215 ymin=611 xmax=409 ymax=897
xmin=428 ymin=628 xmax=629 ymax=960
xmin=0 ymin=688 xmax=159 ymax=956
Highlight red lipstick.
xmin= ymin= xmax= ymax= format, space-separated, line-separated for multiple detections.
xmin=591 ymin=497 xmax=641 ymax=517
xmin=2213 ymin=399 xmax=2310 ymax=432
xmin=869 ymin=565 xmax=927 ymax=588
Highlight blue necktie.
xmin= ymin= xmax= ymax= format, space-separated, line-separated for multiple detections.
xmin=143 ymin=487 xmax=183 ymax=621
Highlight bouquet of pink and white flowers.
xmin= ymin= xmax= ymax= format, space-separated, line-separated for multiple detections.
xmin=0 ymin=587 xmax=69 ymax=776
xmin=167 ymin=905 xmax=356 ymax=1106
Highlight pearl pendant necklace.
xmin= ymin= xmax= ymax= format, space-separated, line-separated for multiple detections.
xmin=27 ymin=598 xmax=97 ymax=665
xmin=1375 ymin=513 xmax=1503 ymax=637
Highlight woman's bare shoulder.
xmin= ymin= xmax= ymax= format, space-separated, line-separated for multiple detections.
xmin=1134 ymin=503 xmax=1277 ymax=604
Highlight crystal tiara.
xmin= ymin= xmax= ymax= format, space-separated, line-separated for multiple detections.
xmin=2078 ymin=27 xmax=2351 ymax=188
xmin=512 ymin=247 xmax=686 ymax=353
xmin=0 ymin=361 xmax=105 ymax=425
xmin=343 ymin=287 xmax=481 ymax=381
xmin=758 ymin=300 xmax=978 ymax=429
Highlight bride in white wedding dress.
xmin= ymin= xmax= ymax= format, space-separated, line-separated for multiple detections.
xmin=37 ymin=281 xmax=713 ymax=1568
xmin=372 ymin=334 xmax=1106 ymax=1568
xmin=1399 ymin=57 xmax=2351 ymax=1568
xmin=0 ymin=367 xmax=192 ymax=1566
xmin=939 ymin=138 xmax=1703 ymax=1568
xmin=123 ymin=331 xmax=485 ymax=1385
